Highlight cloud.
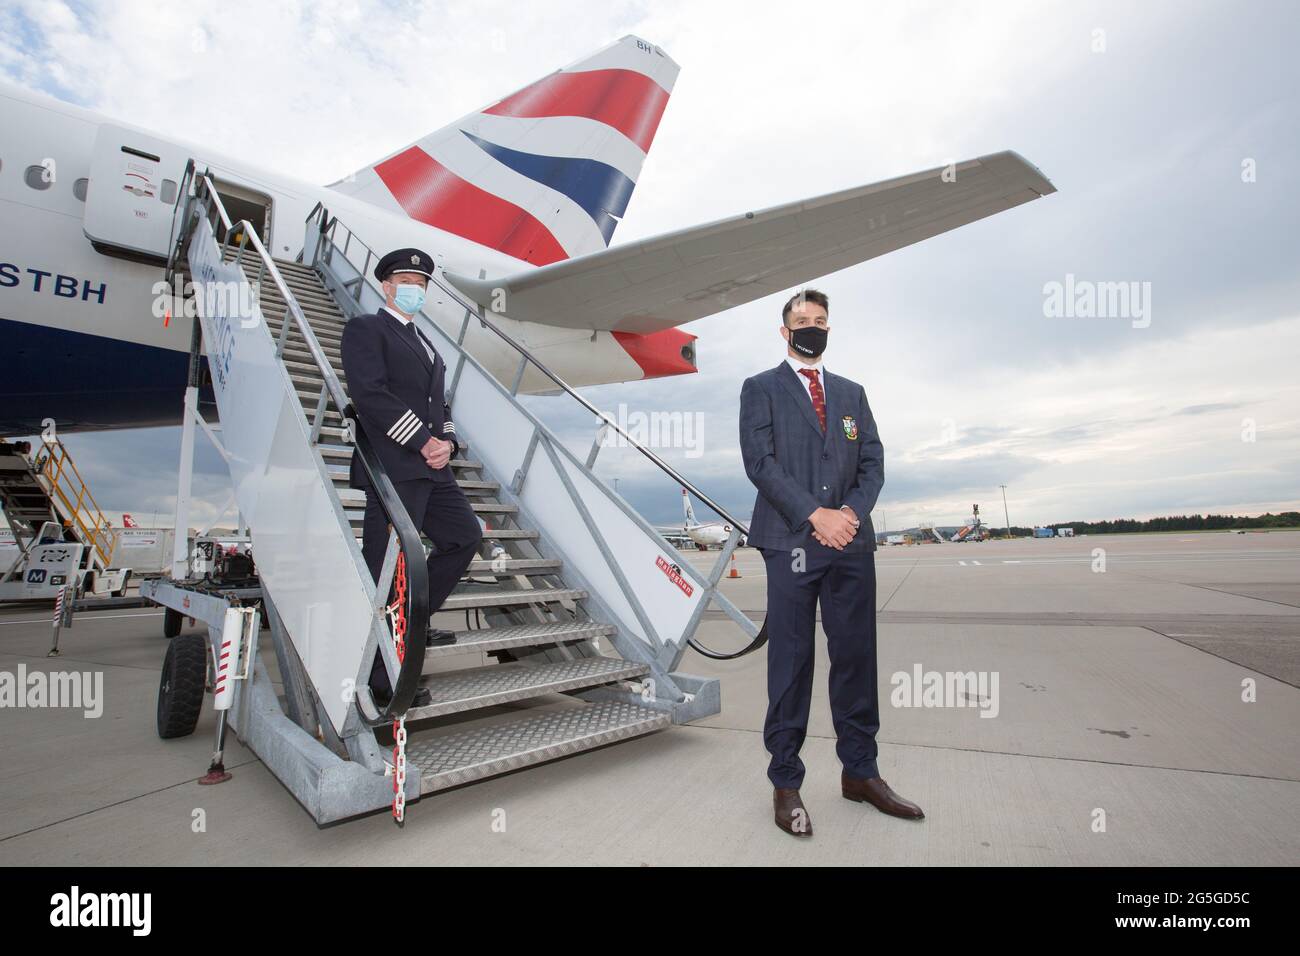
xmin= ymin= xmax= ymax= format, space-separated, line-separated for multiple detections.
xmin=1 ymin=0 xmax=1296 ymax=532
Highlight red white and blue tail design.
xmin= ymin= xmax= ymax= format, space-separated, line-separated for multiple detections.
xmin=328 ymin=35 xmax=678 ymax=266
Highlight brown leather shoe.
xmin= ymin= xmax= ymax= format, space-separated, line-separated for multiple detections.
xmin=842 ymin=773 xmax=924 ymax=820
xmin=773 ymin=787 xmax=814 ymax=837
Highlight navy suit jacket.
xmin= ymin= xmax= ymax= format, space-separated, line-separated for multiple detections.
xmin=339 ymin=309 xmax=458 ymax=489
xmin=739 ymin=361 xmax=883 ymax=553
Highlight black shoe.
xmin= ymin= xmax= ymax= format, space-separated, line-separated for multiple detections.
xmin=426 ymin=626 xmax=456 ymax=647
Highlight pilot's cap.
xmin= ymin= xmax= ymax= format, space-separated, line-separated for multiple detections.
xmin=376 ymin=247 xmax=436 ymax=282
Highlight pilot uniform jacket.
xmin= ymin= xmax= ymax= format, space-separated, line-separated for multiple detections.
xmin=340 ymin=308 xmax=458 ymax=489
xmin=739 ymin=361 xmax=883 ymax=553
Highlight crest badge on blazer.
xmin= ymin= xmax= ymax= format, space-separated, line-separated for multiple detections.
xmin=841 ymin=415 xmax=858 ymax=440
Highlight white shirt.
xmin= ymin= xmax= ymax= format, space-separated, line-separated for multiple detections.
xmin=382 ymin=305 xmax=438 ymax=366
xmin=786 ymin=354 xmax=824 ymax=401
xmin=784 ymin=354 xmax=858 ymax=526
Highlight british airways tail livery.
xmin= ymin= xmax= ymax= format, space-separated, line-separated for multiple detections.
xmin=329 ymin=35 xmax=676 ymax=264
xmin=0 ymin=34 xmax=1054 ymax=437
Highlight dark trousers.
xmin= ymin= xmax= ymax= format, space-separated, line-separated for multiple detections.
xmin=361 ymin=477 xmax=482 ymax=695
xmin=760 ymin=543 xmax=880 ymax=789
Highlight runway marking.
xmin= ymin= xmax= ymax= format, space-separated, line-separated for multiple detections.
xmin=876 ymin=555 xmax=1300 ymax=569
xmin=885 ymin=547 xmax=1300 ymax=561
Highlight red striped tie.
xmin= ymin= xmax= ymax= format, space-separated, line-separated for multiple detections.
xmin=799 ymin=368 xmax=826 ymax=431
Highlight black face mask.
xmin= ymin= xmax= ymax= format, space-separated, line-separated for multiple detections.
xmin=788 ymin=325 xmax=828 ymax=358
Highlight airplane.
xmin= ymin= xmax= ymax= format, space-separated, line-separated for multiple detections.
xmin=680 ymin=488 xmax=738 ymax=550
xmin=0 ymin=34 xmax=1055 ymax=437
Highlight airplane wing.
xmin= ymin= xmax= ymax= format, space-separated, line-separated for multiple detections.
xmin=442 ymin=151 xmax=1055 ymax=334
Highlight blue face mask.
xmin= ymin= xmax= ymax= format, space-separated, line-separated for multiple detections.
xmin=392 ymin=283 xmax=426 ymax=315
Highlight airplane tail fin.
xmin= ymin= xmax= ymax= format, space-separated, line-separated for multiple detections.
xmin=328 ymin=35 xmax=679 ymax=266
xmin=682 ymin=488 xmax=697 ymax=528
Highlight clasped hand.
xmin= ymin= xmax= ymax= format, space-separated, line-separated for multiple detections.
xmin=809 ymin=506 xmax=859 ymax=550
xmin=421 ymin=436 xmax=452 ymax=470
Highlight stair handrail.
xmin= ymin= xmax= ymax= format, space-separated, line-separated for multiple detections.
xmin=177 ymin=170 xmax=430 ymax=725
xmin=31 ymin=439 xmax=115 ymax=571
xmin=303 ymin=203 xmax=749 ymax=538
xmin=305 ymin=203 xmax=768 ymax=660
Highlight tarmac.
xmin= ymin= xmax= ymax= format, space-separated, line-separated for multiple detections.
xmin=1 ymin=530 xmax=1297 ymax=865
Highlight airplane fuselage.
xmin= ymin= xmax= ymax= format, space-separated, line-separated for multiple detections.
xmin=0 ymin=80 xmax=696 ymax=435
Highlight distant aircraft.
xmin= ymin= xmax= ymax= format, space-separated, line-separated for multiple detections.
xmin=0 ymin=34 xmax=1054 ymax=436
xmin=681 ymin=488 xmax=736 ymax=550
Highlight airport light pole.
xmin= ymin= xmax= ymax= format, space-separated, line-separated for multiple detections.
xmin=1000 ymin=484 xmax=1011 ymax=539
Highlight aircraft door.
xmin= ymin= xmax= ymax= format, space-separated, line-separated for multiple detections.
xmin=210 ymin=180 xmax=273 ymax=253
xmin=83 ymin=123 xmax=188 ymax=260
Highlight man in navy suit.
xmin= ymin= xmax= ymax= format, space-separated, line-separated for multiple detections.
xmin=340 ymin=247 xmax=483 ymax=708
xmin=739 ymin=288 xmax=924 ymax=837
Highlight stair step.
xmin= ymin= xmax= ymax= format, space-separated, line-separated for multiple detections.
xmin=407 ymin=699 xmax=669 ymax=794
xmin=463 ymin=556 xmax=560 ymax=574
xmin=280 ymin=323 xmax=342 ymax=345
xmin=446 ymin=479 xmax=496 ymax=492
xmin=406 ymin=656 xmax=648 ymax=719
xmin=346 ymin=525 xmax=538 ymax=541
xmin=285 ymin=358 xmax=346 ymax=383
xmin=343 ymin=499 xmax=515 ymax=519
xmin=266 ymin=277 xmax=338 ymax=297
xmin=439 ymin=585 xmax=586 ymax=611
xmin=324 ymin=464 xmax=492 ymax=492
xmin=268 ymin=303 xmax=342 ymax=324
xmin=228 ymin=273 xmax=328 ymax=301
xmin=422 ymin=621 xmax=614 ymax=663
xmin=289 ymin=371 xmax=339 ymax=390
xmin=273 ymin=291 xmax=338 ymax=310
xmin=297 ymin=396 xmax=343 ymax=422
xmin=318 ymin=443 xmax=482 ymax=471
xmin=222 ymin=254 xmax=317 ymax=280
xmin=282 ymin=341 xmax=341 ymax=362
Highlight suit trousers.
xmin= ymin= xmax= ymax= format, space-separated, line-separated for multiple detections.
xmin=760 ymin=542 xmax=880 ymax=789
xmin=361 ymin=477 xmax=482 ymax=695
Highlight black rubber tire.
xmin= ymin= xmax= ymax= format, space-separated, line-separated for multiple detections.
xmin=157 ymin=633 xmax=207 ymax=739
xmin=163 ymin=607 xmax=183 ymax=639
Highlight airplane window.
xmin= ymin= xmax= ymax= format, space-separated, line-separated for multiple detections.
xmin=24 ymin=165 xmax=53 ymax=190
xmin=160 ymin=179 xmax=177 ymax=204
xmin=73 ymin=178 xmax=89 ymax=201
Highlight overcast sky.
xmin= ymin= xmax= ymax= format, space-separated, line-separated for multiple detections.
xmin=2 ymin=0 xmax=1297 ymax=530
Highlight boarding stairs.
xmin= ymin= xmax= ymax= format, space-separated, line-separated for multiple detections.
xmin=148 ymin=162 xmax=761 ymax=823
xmin=0 ymin=435 xmax=117 ymax=582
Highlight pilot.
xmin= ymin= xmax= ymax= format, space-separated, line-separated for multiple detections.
xmin=340 ymin=247 xmax=483 ymax=708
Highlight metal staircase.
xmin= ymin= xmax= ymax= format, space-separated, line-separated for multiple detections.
xmin=219 ymin=245 xmax=671 ymax=745
xmin=0 ymin=435 xmax=118 ymax=578
xmin=145 ymin=161 xmax=760 ymax=823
